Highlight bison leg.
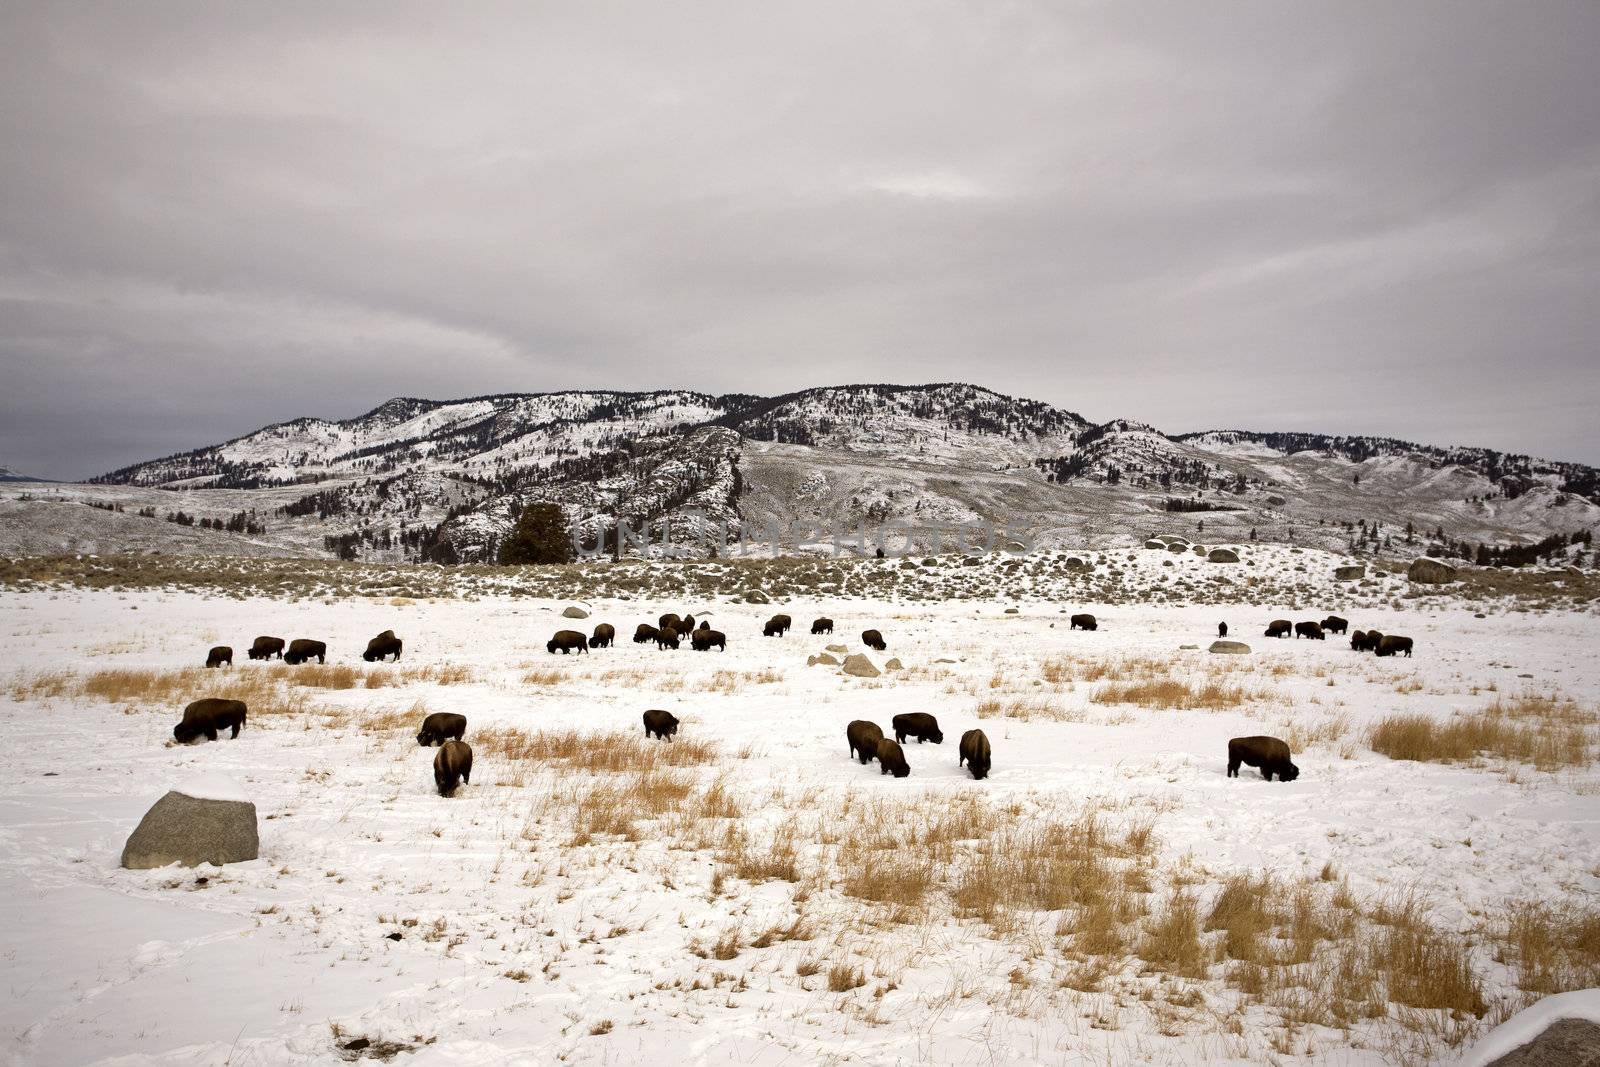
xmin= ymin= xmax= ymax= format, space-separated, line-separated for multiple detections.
xmin=205 ymin=727 xmax=218 ymax=742
xmin=230 ymin=723 xmax=241 ymax=739
xmin=1227 ymin=759 xmax=1239 ymax=778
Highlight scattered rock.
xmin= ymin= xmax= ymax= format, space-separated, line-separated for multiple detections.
xmin=561 ymin=605 xmax=589 ymax=619
xmin=1209 ymin=640 xmax=1251 ymax=655
xmin=1408 ymin=557 xmax=1459 ymax=584
xmin=825 ymin=643 xmax=848 ymax=655
xmin=121 ymin=781 xmax=259 ymax=870
xmin=807 ymin=653 xmax=840 ymax=667
xmin=841 ymin=654 xmax=881 ymax=678
xmin=934 ymin=657 xmax=958 ymax=664
xmin=1207 ymin=548 xmax=1240 ymax=563
xmin=1477 ymin=1017 xmax=1600 ymax=1067
xmin=1179 ymin=643 xmax=1199 ymax=650
xmin=1475 ymin=613 xmax=1488 ymax=619
xmin=1143 ymin=539 xmax=1165 ymax=550
xmin=743 ymin=589 xmax=770 ymax=604
xmin=884 ymin=658 xmax=903 ymax=671
xmin=1334 ymin=565 xmax=1366 ymax=581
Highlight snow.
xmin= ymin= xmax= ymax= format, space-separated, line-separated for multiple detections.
xmin=1454 ymin=988 xmax=1600 ymax=1066
xmin=1 ymin=564 xmax=1597 ymax=1064
xmin=169 ymin=772 xmax=253 ymax=804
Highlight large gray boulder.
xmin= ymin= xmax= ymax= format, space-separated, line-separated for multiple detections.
xmin=841 ymin=653 xmax=881 ymax=678
xmin=1207 ymin=548 xmax=1240 ymax=563
xmin=1480 ymin=1018 xmax=1600 ymax=1066
xmin=1408 ymin=557 xmax=1459 ymax=584
xmin=561 ymin=605 xmax=589 ymax=619
xmin=1209 ymin=640 xmax=1251 ymax=655
xmin=1334 ymin=564 xmax=1366 ymax=581
xmin=121 ymin=778 xmax=258 ymax=870
xmin=1143 ymin=539 xmax=1165 ymax=550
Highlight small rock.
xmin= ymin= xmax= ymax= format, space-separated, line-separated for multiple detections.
xmin=1209 ymin=640 xmax=1252 ymax=655
xmin=825 ymin=643 xmax=848 ymax=655
xmin=561 ymin=605 xmax=589 ymax=619
xmin=1179 ymin=644 xmax=1199 ymax=650
xmin=1407 ymin=558 xmax=1459 ymax=584
xmin=1207 ymin=548 xmax=1240 ymax=563
xmin=808 ymin=653 xmax=840 ymax=667
xmin=841 ymin=654 xmax=881 ymax=678
xmin=1004 ymin=607 xmax=1019 ymax=614
xmin=1334 ymin=565 xmax=1366 ymax=581
xmin=884 ymin=658 xmax=903 ymax=671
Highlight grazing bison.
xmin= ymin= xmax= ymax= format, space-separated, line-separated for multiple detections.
xmin=173 ymin=698 xmax=247 ymax=743
xmin=416 ymin=712 xmax=467 ymax=747
xmin=892 ymin=712 xmax=944 ymax=745
xmin=876 ymin=737 xmax=910 ymax=778
xmin=1351 ymin=629 xmax=1384 ymax=652
xmin=762 ymin=614 xmax=793 ymax=637
xmin=655 ymin=627 xmax=680 ymax=650
xmin=589 ymin=623 xmax=616 ymax=649
xmin=1321 ymin=615 xmax=1349 ymax=636
xmin=1294 ymin=621 xmax=1326 ymax=641
xmin=1070 ymin=614 xmax=1097 ymax=631
xmin=811 ymin=617 xmax=834 ymax=635
xmin=659 ymin=613 xmax=683 ymax=634
xmin=547 ymin=630 xmax=589 ymax=655
xmin=284 ymin=639 xmax=327 ymax=665
xmin=363 ymin=630 xmax=403 ymax=662
xmin=205 ymin=645 xmax=232 ymax=669
xmin=433 ymin=739 xmax=473 ymax=796
xmin=861 ymin=628 xmax=887 ymax=651
xmin=634 ymin=623 xmax=661 ymax=644
xmin=247 ymin=636 xmax=285 ymax=661
xmin=847 ymin=720 xmax=884 ymax=765
xmin=1375 ymin=634 xmax=1414 ymax=658
xmin=642 ymin=709 xmax=679 ymax=742
xmin=681 ymin=614 xmax=697 ymax=633
xmin=691 ymin=628 xmax=727 ymax=652
xmin=1264 ymin=620 xmax=1293 ymax=639
xmin=1227 ymin=736 xmax=1299 ymax=782
xmin=1218 ymin=622 xmax=1229 ymax=639
xmin=959 ymin=729 xmax=991 ymax=780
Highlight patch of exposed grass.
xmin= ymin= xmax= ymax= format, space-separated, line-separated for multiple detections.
xmin=1368 ymin=694 xmax=1593 ymax=771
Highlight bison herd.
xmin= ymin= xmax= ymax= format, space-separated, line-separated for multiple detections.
xmin=175 ymin=607 xmax=1420 ymax=796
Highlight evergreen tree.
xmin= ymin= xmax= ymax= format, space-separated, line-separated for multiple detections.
xmin=498 ymin=501 xmax=575 ymax=565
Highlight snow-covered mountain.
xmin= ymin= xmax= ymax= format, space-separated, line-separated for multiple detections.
xmin=4 ymin=383 xmax=1589 ymax=563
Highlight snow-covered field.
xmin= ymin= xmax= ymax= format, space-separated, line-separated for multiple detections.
xmin=2 ymin=573 xmax=1597 ymax=1065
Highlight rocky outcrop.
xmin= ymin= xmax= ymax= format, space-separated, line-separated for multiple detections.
xmin=121 ymin=780 xmax=259 ymax=870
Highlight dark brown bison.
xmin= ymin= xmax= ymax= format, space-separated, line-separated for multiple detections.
xmin=681 ymin=614 xmax=697 ymax=632
xmin=861 ymin=628 xmax=887 ymax=651
xmin=416 ymin=712 xmax=467 ymax=747
xmin=959 ymin=729 xmax=991 ymax=780
xmin=1351 ymin=629 xmax=1384 ymax=652
xmin=1265 ymin=620 xmax=1293 ymax=638
xmin=876 ymin=738 xmax=910 ymax=778
xmin=205 ymin=645 xmax=232 ymax=669
xmin=1375 ymin=634 xmax=1414 ymax=658
xmin=811 ymin=617 xmax=834 ymax=635
xmin=1294 ymin=621 xmax=1325 ymax=641
xmin=659 ymin=613 xmax=683 ymax=634
xmin=1321 ymin=615 xmax=1349 ymax=635
xmin=691 ymin=629 xmax=726 ymax=651
xmin=1070 ymin=614 xmax=1097 ymax=631
xmin=892 ymin=712 xmax=944 ymax=745
xmin=655 ymin=627 xmax=680 ymax=650
xmin=284 ymin=639 xmax=327 ymax=664
xmin=247 ymin=636 xmax=285 ymax=661
xmin=433 ymin=739 xmax=473 ymax=796
xmin=847 ymin=720 xmax=884 ymax=764
xmin=547 ymin=630 xmax=588 ymax=655
xmin=634 ymin=623 xmax=661 ymax=644
xmin=173 ymin=698 xmax=247 ymax=743
xmin=589 ymin=623 xmax=616 ymax=649
xmin=1218 ymin=622 xmax=1228 ymax=638
xmin=363 ymin=630 xmax=403 ymax=662
xmin=642 ymin=709 xmax=679 ymax=742
xmin=1227 ymin=736 xmax=1299 ymax=782
xmin=763 ymin=614 xmax=793 ymax=637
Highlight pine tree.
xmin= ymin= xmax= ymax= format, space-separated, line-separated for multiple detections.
xmin=498 ymin=502 xmax=574 ymax=565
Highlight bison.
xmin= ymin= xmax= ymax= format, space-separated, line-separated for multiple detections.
xmin=1375 ymin=634 xmax=1414 ymax=658
xmin=681 ymin=614 xmax=697 ymax=633
xmin=547 ymin=630 xmax=589 ymax=655
xmin=691 ymin=628 xmax=726 ymax=652
xmin=847 ymin=720 xmax=884 ymax=765
xmin=589 ymin=623 xmax=616 ymax=649
xmin=1227 ymin=735 xmax=1299 ymax=782
xmin=1321 ymin=615 xmax=1349 ymax=635
xmin=861 ymin=628 xmax=887 ymax=651
xmin=416 ymin=712 xmax=467 ymax=747
xmin=363 ymin=630 xmax=403 ymax=662
xmin=959 ymin=729 xmax=991 ymax=780
xmin=1070 ymin=613 xmax=1098 ymax=631
xmin=763 ymin=614 xmax=792 ymax=637
xmin=173 ymin=698 xmax=247 ymax=743
xmin=1218 ymin=622 xmax=1228 ymax=639
xmin=659 ymin=613 xmax=683 ymax=634
xmin=433 ymin=739 xmax=473 ymax=796
xmin=1351 ymin=629 xmax=1384 ymax=652
xmin=1294 ymin=621 xmax=1325 ymax=641
xmin=642 ymin=709 xmax=679 ymax=742
xmin=811 ymin=617 xmax=834 ymax=635
xmin=892 ymin=712 xmax=944 ymax=745
xmin=284 ymin=638 xmax=327 ymax=665
xmin=876 ymin=737 xmax=910 ymax=778
xmin=247 ymin=636 xmax=285 ymax=661
xmin=1264 ymin=620 xmax=1293 ymax=639
xmin=205 ymin=645 xmax=232 ymax=669
xmin=655 ymin=628 xmax=680 ymax=650
xmin=634 ymin=623 xmax=661 ymax=644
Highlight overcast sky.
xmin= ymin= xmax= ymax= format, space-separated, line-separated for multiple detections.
xmin=3 ymin=2 xmax=1598 ymax=479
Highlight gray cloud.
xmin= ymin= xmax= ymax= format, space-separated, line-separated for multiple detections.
xmin=2 ymin=1 xmax=1597 ymax=478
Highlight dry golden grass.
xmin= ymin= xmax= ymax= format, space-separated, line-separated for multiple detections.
xmin=1499 ymin=900 xmax=1600 ymax=993
xmin=973 ymin=696 xmax=1085 ymax=722
xmin=570 ymin=768 xmax=697 ymax=844
xmin=1139 ymin=891 xmax=1209 ymax=978
xmin=32 ymin=665 xmax=314 ymax=719
xmin=474 ymin=726 xmax=718 ymax=771
xmin=1094 ymin=678 xmax=1256 ymax=711
xmin=717 ymin=819 xmax=802 ymax=884
xmin=1368 ymin=694 xmax=1594 ymax=771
